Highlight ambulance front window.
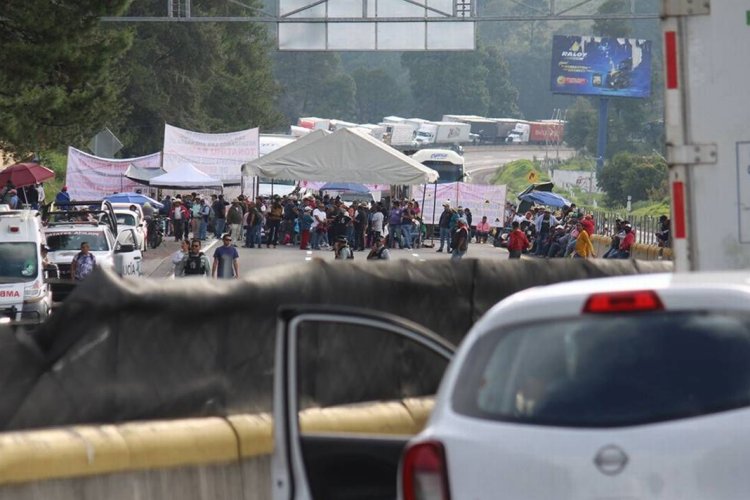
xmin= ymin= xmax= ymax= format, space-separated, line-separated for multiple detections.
xmin=0 ymin=243 xmax=38 ymax=283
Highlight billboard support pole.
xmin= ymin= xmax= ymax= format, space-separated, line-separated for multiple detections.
xmin=596 ymin=97 xmax=609 ymax=176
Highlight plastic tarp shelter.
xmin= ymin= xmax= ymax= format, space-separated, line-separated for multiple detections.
xmin=149 ymin=163 xmax=223 ymax=189
xmin=242 ymin=127 xmax=439 ymax=185
xmin=123 ymin=164 xmax=167 ymax=185
xmin=518 ymin=190 xmax=572 ymax=208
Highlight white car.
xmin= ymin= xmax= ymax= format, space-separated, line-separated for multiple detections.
xmin=112 ymin=209 xmax=147 ymax=252
xmin=44 ymin=201 xmax=143 ymax=283
xmin=401 ymin=272 xmax=750 ymax=500
xmin=271 ymin=273 xmax=750 ymax=500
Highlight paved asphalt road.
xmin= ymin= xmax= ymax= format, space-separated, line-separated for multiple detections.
xmin=142 ymin=235 xmax=511 ymax=279
xmin=141 ymin=147 xmax=567 ymax=278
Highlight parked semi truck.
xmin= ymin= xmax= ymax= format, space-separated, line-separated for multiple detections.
xmin=662 ymin=0 xmax=749 ymax=271
xmin=507 ymin=120 xmax=565 ymax=145
xmin=297 ymin=117 xmax=330 ymax=130
xmin=414 ymin=121 xmax=471 ymax=148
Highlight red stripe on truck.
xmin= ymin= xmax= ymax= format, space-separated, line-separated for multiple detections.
xmin=665 ymin=31 xmax=678 ymax=89
xmin=672 ymin=181 xmax=686 ymax=239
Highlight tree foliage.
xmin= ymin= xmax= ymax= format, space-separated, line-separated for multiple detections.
xmin=402 ymin=46 xmax=518 ymax=120
xmin=598 ymin=152 xmax=667 ymax=206
xmin=0 ymin=0 xmax=133 ymax=156
xmin=273 ymin=53 xmax=357 ymax=124
xmin=352 ymin=68 xmax=410 ymax=123
xmin=117 ymin=0 xmax=283 ymax=156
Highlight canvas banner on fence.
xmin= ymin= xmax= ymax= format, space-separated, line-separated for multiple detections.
xmin=66 ymin=147 xmax=162 ymax=201
xmin=416 ymin=183 xmax=507 ymax=227
xmin=163 ymin=124 xmax=259 ymax=186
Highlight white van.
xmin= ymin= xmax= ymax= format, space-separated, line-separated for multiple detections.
xmin=0 ymin=208 xmax=53 ymax=323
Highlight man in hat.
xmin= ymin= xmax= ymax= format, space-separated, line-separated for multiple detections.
xmin=169 ymin=198 xmax=190 ymax=241
xmin=226 ymin=199 xmax=244 ymax=245
xmin=436 ymin=202 xmax=453 ymax=252
xmin=366 ymin=235 xmax=390 ymax=260
xmin=333 ymin=234 xmax=353 ymax=260
xmin=450 ymin=218 xmax=469 ymax=261
xmin=299 ymin=205 xmax=314 ymax=250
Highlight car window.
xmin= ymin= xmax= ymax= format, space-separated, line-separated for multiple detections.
xmin=115 ymin=213 xmax=137 ymax=226
xmin=452 ymin=312 xmax=750 ymax=427
xmin=0 ymin=243 xmax=38 ymax=283
xmin=116 ymin=230 xmax=136 ymax=248
xmin=46 ymin=232 xmax=110 ymax=252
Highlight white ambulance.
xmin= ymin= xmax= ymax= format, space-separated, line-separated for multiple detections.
xmin=0 ymin=206 xmax=53 ymax=323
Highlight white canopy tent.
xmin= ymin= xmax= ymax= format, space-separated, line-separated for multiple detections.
xmin=242 ymin=127 xmax=439 ymax=185
xmin=149 ymin=162 xmax=223 ymax=189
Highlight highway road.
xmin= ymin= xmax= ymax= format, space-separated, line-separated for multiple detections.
xmin=463 ymin=145 xmax=576 ymax=184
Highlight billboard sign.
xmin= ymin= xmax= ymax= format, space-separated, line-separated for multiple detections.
xmin=550 ymin=36 xmax=652 ymax=98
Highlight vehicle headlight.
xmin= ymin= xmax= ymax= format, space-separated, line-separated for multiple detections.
xmin=24 ymin=280 xmax=45 ymax=301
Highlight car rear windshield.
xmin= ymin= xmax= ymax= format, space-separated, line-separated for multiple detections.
xmin=452 ymin=312 xmax=750 ymax=427
xmin=46 ymin=232 xmax=109 ymax=252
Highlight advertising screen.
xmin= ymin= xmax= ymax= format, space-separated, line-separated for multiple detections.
xmin=550 ymin=36 xmax=652 ymax=98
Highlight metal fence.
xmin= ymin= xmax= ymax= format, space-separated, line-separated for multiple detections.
xmin=590 ymin=211 xmax=666 ymax=246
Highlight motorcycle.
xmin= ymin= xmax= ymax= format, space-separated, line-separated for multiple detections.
xmin=147 ymin=216 xmax=164 ymax=249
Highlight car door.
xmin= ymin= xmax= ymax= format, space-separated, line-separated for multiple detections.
xmin=114 ymin=229 xmax=142 ymax=277
xmin=273 ymin=306 xmax=455 ymax=500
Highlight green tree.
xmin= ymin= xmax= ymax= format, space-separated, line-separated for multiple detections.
xmin=482 ymin=46 xmax=520 ymax=117
xmin=598 ymin=152 xmax=667 ymax=206
xmin=273 ymin=52 xmax=357 ymax=123
xmin=0 ymin=0 xmax=133 ymax=156
xmin=402 ymin=46 xmax=518 ymax=120
xmin=117 ymin=0 xmax=283 ymax=155
xmin=352 ymin=68 xmax=409 ymax=123
xmin=593 ymin=0 xmax=633 ymax=38
xmin=564 ymin=98 xmax=597 ymax=152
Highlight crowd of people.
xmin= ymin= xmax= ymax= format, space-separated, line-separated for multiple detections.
xmin=1 ymin=180 xmax=46 ymax=209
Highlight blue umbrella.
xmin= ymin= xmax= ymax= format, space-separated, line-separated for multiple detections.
xmin=320 ymin=182 xmax=370 ymax=194
xmin=105 ymin=192 xmax=164 ymax=209
xmin=518 ymin=191 xmax=571 ymax=208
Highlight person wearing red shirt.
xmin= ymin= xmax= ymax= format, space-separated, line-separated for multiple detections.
xmin=475 ymin=216 xmax=491 ymax=244
xmin=616 ymin=224 xmax=635 ymax=258
xmin=507 ymin=221 xmax=530 ymax=259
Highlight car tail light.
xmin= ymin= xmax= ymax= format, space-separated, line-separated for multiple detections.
xmin=402 ymin=441 xmax=451 ymax=500
xmin=9 ymin=226 xmax=19 ymax=233
xmin=584 ymin=290 xmax=664 ymax=314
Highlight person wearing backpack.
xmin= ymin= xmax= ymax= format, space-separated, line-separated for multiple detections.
xmin=178 ymin=239 xmax=211 ymax=277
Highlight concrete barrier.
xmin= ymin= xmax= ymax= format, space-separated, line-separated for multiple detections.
xmin=0 ymin=398 xmax=432 ymax=499
xmin=590 ymin=234 xmax=671 ymax=261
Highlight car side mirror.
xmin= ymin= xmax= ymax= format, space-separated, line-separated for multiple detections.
xmin=116 ymin=244 xmax=135 ymax=253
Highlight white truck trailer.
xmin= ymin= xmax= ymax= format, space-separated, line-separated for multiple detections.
xmin=662 ymin=0 xmax=750 ymax=271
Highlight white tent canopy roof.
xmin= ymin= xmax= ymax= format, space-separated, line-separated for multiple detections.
xmin=242 ymin=127 xmax=439 ymax=184
xmin=149 ymin=162 xmax=223 ymax=189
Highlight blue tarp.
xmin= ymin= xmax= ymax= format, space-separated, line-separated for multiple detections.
xmin=105 ymin=192 xmax=164 ymax=209
xmin=518 ymin=191 xmax=571 ymax=208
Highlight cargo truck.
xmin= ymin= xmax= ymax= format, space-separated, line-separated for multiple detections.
xmin=382 ymin=122 xmax=416 ymax=149
xmin=414 ymin=121 xmax=471 ymax=148
xmin=297 ymin=117 xmax=330 ymax=131
xmin=661 ymin=0 xmax=749 ymax=271
xmin=507 ymin=120 xmax=565 ymax=145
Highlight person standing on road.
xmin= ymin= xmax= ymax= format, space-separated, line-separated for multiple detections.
xmin=369 ymin=203 xmax=384 ymax=244
xmin=573 ymin=221 xmax=596 ymax=259
xmin=226 ymin=199 xmax=244 ymax=245
xmin=170 ymin=199 xmax=189 ymax=241
xmin=212 ymin=234 xmax=240 ymax=279
xmin=387 ymin=201 xmax=403 ymax=249
xmin=212 ymin=195 xmax=227 ymax=239
xmin=507 ymin=221 xmax=530 ymax=259
xmin=179 ymin=239 xmax=211 ymax=277
xmin=71 ymin=242 xmax=96 ymax=281
xmin=451 ymin=219 xmax=469 ymax=261
xmin=366 ymin=235 xmax=390 ymax=260
xmin=299 ymin=206 xmax=314 ymax=250
xmin=171 ymin=239 xmax=190 ymax=276
xmin=436 ymin=203 xmax=453 ymax=252
xmin=333 ymin=235 xmax=354 ymax=260
xmin=311 ymin=201 xmax=327 ymax=250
